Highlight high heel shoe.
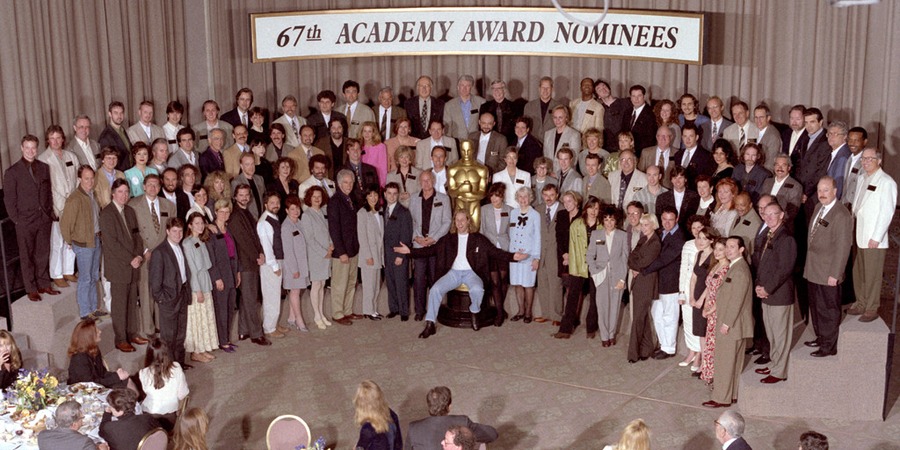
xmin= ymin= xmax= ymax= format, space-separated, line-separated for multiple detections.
xmin=322 ymin=317 xmax=333 ymax=326
xmin=296 ymin=323 xmax=310 ymax=332
xmin=315 ymin=319 xmax=326 ymax=330
xmin=287 ymin=319 xmax=297 ymax=328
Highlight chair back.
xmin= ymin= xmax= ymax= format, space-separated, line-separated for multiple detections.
xmin=266 ymin=414 xmax=311 ymax=450
xmin=137 ymin=427 xmax=168 ymax=450
xmin=479 ymin=444 xmax=487 ymax=450
xmin=179 ymin=394 xmax=191 ymax=417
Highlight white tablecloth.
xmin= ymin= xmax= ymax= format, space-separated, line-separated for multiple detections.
xmin=0 ymin=382 xmax=108 ymax=449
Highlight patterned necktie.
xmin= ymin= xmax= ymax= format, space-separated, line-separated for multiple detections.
xmin=291 ymin=118 xmax=299 ymax=140
xmin=380 ymin=109 xmax=388 ymax=138
xmin=761 ymin=229 xmax=774 ymax=260
xmin=241 ymin=113 xmax=247 ymax=126
xmin=809 ymin=207 xmax=825 ymax=241
xmin=739 ymin=127 xmax=746 ymax=148
xmin=711 ymin=121 xmax=718 ymax=138
xmin=631 ymin=110 xmax=637 ymax=128
xmin=657 ymin=151 xmax=665 ymax=169
xmin=345 ymin=104 xmax=352 ymax=120
xmin=546 ymin=206 xmax=552 ymax=224
xmin=496 ymin=105 xmax=503 ymax=131
xmin=421 ymin=100 xmax=428 ymax=131
xmin=150 ymin=200 xmax=160 ymax=233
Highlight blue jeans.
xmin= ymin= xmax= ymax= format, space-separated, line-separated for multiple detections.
xmin=72 ymin=237 xmax=100 ymax=317
xmin=426 ymin=269 xmax=484 ymax=322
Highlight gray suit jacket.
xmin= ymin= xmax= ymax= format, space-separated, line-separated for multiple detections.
xmin=699 ymin=117 xmax=734 ymax=150
xmin=126 ymin=122 xmax=166 ymax=146
xmin=415 ymin=137 xmax=458 ymax=170
xmin=523 ymin=97 xmax=563 ymax=140
xmin=757 ymin=126 xmax=783 ymax=171
xmin=557 ymin=169 xmax=583 ymax=196
xmin=409 ymin=191 xmax=451 ymax=248
xmin=587 ymin=228 xmax=629 ymax=284
xmin=468 ymin=130 xmax=507 ymax=174
xmin=543 ymin=126 xmax=582 ymax=171
xmin=804 ymin=201 xmax=853 ymax=285
xmin=191 ymin=120 xmax=233 ymax=152
xmin=37 ymin=427 xmax=96 ymax=450
xmin=405 ymin=415 xmax=498 ymax=450
xmin=167 ymin=148 xmax=199 ymax=170
xmin=444 ymin=95 xmax=485 ymax=140
xmin=357 ymin=209 xmax=385 ymax=268
xmin=731 ymin=209 xmax=762 ymax=256
xmin=761 ymin=175 xmax=803 ymax=223
xmin=480 ymin=203 xmax=512 ymax=251
xmin=582 ymin=172 xmax=612 ymax=204
xmin=66 ymin=139 xmax=101 ymax=171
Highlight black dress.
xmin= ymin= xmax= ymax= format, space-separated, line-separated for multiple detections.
xmin=692 ymin=251 xmax=712 ymax=337
xmin=0 ymin=367 xmax=18 ymax=391
xmin=67 ymin=352 xmax=126 ymax=389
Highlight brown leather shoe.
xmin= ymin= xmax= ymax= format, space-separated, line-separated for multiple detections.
xmin=265 ymin=331 xmax=285 ymax=339
xmin=27 ymin=292 xmax=41 ymax=302
xmin=552 ymin=320 xmax=561 ymax=327
xmin=349 ymin=314 xmax=365 ymax=320
xmin=39 ymin=287 xmax=61 ymax=295
xmin=859 ymin=312 xmax=880 ymax=323
xmin=53 ymin=279 xmax=69 ymax=288
xmin=702 ymin=400 xmax=731 ymax=408
xmin=115 ymin=342 xmax=136 ymax=353
xmin=276 ymin=325 xmax=290 ymax=334
xmin=552 ymin=332 xmax=571 ymax=339
xmin=130 ymin=336 xmax=149 ymax=345
xmin=532 ymin=317 xmax=548 ymax=323
xmin=333 ymin=317 xmax=353 ymax=326
xmin=64 ymin=274 xmax=78 ymax=282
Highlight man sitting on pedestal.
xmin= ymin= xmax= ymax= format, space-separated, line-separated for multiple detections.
xmin=395 ymin=210 xmax=527 ymax=338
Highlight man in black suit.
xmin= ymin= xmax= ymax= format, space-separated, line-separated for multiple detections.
xmin=227 ymin=185 xmax=270 ymax=346
xmin=149 ymin=217 xmax=191 ymax=366
xmin=98 ymin=101 xmax=133 ymax=172
xmin=406 ymin=386 xmax=499 ymax=450
xmin=655 ymin=166 xmax=700 ymax=229
xmin=221 ymin=87 xmax=254 ymax=129
xmin=620 ymin=84 xmax=656 ymax=156
xmin=2 ymin=134 xmax=58 ymax=301
xmin=513 ymin=116 xmax=543 ymax=174
xmin=341 ymin=138 xmax=379 ymax=206
xmin=404 ymin=75 xmax=445 ymax=139
xmin=479 ymin=80 xmax=518 ymax=144
xmin=641 ymin=206 xmax=685 ymax=359
xmin=714 ymin=410 xmax=753 ymax=450
xmin=383 ymin=182 xmax=413 ymax=320
xmin=328 ymin=169 xmax=361 ymax=326
xmin=396 ymin=210 xmax=527 ymax=338
xmin=231 ymin=152 xmax=267 ymax=220
xmin=307 ymin=90 xmax=347 ymax=141
xmin=99 ymin=388 xmax=160 ymax=450
xmin=797 ymin=107 xmax=831 ymax=216
xmin=781 ymin=104 xmax=807 ymax=173
xmin=160 ymin=168 xmax=191 ymax=221
xmin=673 ymin=123 xmax=715 ymax=189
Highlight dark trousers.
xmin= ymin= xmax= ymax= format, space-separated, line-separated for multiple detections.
xmin=628 ymin=290 xmax=654 ymax=361
xmin=158 ymin=284 xmax=188 ymax=365
xmin=808 ymin=281 xmax=842 ymax=354
xmin=237 ymin=271 xmax=263 ymax=339
xmin=385 ymin=260 xmax=410 ymax=316
xmin=559 ymin=276 xmax=598 ymax=334
xmin=110 ymin=281 xmax=139 ymax=344
xmin=751 ymin=295 xmax=770 ymax=357
xmin=212 ymin=286 xmax=236 ymax=346
xmin=413 ymin=257 xmax=437 ymax=317
xmin=16 ymin=221 xmax=51 ymax=292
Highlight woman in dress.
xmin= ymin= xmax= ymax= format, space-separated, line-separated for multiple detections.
xmin=695 ymin=175 xmax=717 ymax=217
xmin=124 ymin=142 xmax=158 ymax=197
xmin=182 ymin=212 xmax=219 ymax=364
xmin=279 ymin=194 xmax=311 ymax=332
xmin=689 ymin=224 xmax=719 ymax=374
xmin=677 ymin=215 xmax=710 ymax=369
xmin=384 ymin=118 xmax=420 ymax=173
xmin=140 ymin=338 xmax=189 ymax=431
xmin=588 ymin=205 xmax=629 ymax=347
xmin=360 ymin=121 xmax=388 ymax=186
xmin=267 ymin=157 xmax=299 ymax=221
xmin=553 ymin=196 xmax=600 ymax=338
xmin=67 ymin=318 xmax=135 ymax=390
xmin=627 ymin=214 xmax=662 ymax=363
xmin=354 ymin=380 xmax=402 ymax=450
xmin=266 ymin=123 xmax=294 ymax=162
xmin=300 ymin=186 xmax=333 ymax=329
xmin=711 ymin=178 xmax=740 ymax=236
xmin=207 ymin=199 xmax=239 ymax=353
xmin=508 ymin=186 xmax=541 ymax=323
xmin=492 ymin=148 xmax=531 ymax=209
xmin=203 ymin=170 xmax=231 ymax=209
xmin=677 ymin=93 xmax=709 ymax=128
xmin=174 ymin=407 xmax=210 ymax=450
xmin=0 ymin=331 xmax=22 ymax=390
xmin=358 ymin=186 xmax=385 ymax=320
xmin=655 ymin=99 xmax=682 ymax=149
xmin=632 ymin=165 xmax=668 ymax=215
xmin=185 ymin=186 xmax=214 ymax=222
xmin=248 ymin=106 xmax=269 ymax=149
xmin=385 ymin=146 xmax=421 ymax=208
xmin=711 ymin=139 xmax=738 ymax=186
xmin=700 ymin=238 xmax=730 ymax=385
xmin=480 ymin=184 xmax=512 ymax=325
xmin=249 ymin=137 xmax=273 ymax=185
xmin=531 ymin=157 xmax=558 ymax=209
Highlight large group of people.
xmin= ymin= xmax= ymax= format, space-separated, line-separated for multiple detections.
xmin=2 ymin=73 xmax=896 ymax=416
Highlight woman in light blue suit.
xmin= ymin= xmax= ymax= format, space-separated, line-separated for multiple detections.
xmin=508 ymin=186 xmax=541 ymax=323
xmin=357 ymin=185 xmax=385 ymax=320
xmin=480 ymin=183 xmax=512 ymax=326
xmin=588 ymin=204 xmax=630 ymax=347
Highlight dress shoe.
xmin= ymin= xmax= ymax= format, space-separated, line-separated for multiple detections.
xmin=859 ymin=312 xmax=880 ymax=323
xmin=653 ymin=350 xmax=675 ymax=360
xmin=367 ymin=314 xmax=383 ymax=321
xmin=92 ymin=309 xmax=109 ymax=317
xmin=811 ymin=349 xmax=836 ymax=357
xmin=494 ymin=314 xmax=505 ymax=327
xmin=760 ymin=375 xmax=786 ymax=384
xmin=552 ymin=320 xmax=561 ymax=327
xmin=754 ymin=355 xmax=771 ymax=365
xmin=586 ymin=332 xmax=597 ymax=339
xmin=602 ymin=340 xmax=610 ymax=347
xmin=702 ymin=401 xmax=731 ymax=408
xmin=239 ymin=334 xmax=249 ymax=341
xmin=251 ymin=336 xmax=273 ymax=346
xmin=333 ymin=317 xmax=353 ymax=326
xmin=523 ymin=316 xmax=533 ymax=324
xmin=755 ymin=367 xmax=770 ymax=375
xmin=628 ymin=359 xmax=638 ymax=364
xmin=219 ymin=345 xmax=236 ymax=353
xmin=610 ymin=338 xmax=617 ymax=346
xmin=533 ymin=317 xmax=548 ymax=323
xmin=639 ymin=356 xmax=649 ymax=361
xmin=414 ymin=314 xmax=424 ymax=321
xmin=130 ymin=336 xmax=149 ymax=345
xmin=471 ymin=315 xmax=480 ymax=331
xmin=510 ymin=314 xmax=524 ymax=322
xmin=27 ymin=292 xmax=41 ymax=302
xmin=276 ymin=325 xmax=290 ymax=333
xmin=53 ymin=279 xmax=69 ymax=288
xmin=846 ymin=306 xmax=864 ymax=315
xmin=692 ymin=371 xmax=702 ymax=378
xmin=39 ymin=287 xmax=60 ymax=296
xmin=265 ymin=331 xmax=285 ymax=339
xmin=419 ymin=321 xmax=436 ymax=339
xmin=552 ymin=332 xmax=571 ymax=339
xmin=400 ymin=315 xmax=409 ymax=322
xmin=804 ymin=340 xmax=820 ymax=347
xmin=64 ymin=274 xmax=78 ymax=282
xmin=115 ymin=342 xmax=136 ymax=353
xmin=386 ymin=312 xmax=399 ymax=319
xmin=350 ymin=314 xmax=365 ymax=320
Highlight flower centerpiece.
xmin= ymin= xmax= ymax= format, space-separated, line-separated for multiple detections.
xmin=297 ymin=436 xmax=331 ymax=450
xmin=8 ymin=369 xmax=62 ymax=414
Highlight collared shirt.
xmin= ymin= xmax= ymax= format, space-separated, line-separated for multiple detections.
xmin=632 ymin=104 xmax=646 ymax=121
xmin=378 ymin=106 xmax=391 ymax=140
xmin=673 ymin=188 xmax=685 ymax=213
xmin=477 ymin=133 xmax=491 ymax=163
xmin=451 ymin=233 xmax=472 ymax=270
xmin=386 ymin=202 xmax=396 ymax=218
xmin=433 ymin=168 xmax=448 ymax=194
xmin=771 ymin=176 xmax=787 ymax=196
xmin=722 ymin=437 xmax=738 ymax=449
xmin=459 ymin=97 xmax=473 ymax=128
xmin=789 ymin=129 xmax=804 ymax=155
xmin=146 ymin=196 xmax=161 ymax=223
xmin=729 ymin=256 xmax=743 ymax=268
xmin=257 ymin=210 xmax=281 ymax=271
xmin=163 ymin=190 xmax=177 ymax=204
xmin=681 ymin=146 xmax=697 ymax=166
xmin=807 ymin=128 xmax=824 ymax=149
xmin=655 ymin=148 xmax=671 ymax=170
xmin=102 ymin=168 xmax=116 ymax=186
xmin=169 ymin=240 xmax=186 ymax=283
xmin=113 ymin=201 xmax=128 ymax=229
xmin=179 ymin=149 xmax=196 ymax=165
xmin=516 ymin=136 xmax=526 ymax=148
xmin=758 ymin=125 xmax=770 ymax=142
xmin=345 ymin=101 xmax=358 ymax=120
xmin=141 ymin=122 xmax=152 ymax=139
xmin=829 ymin=145 xmax=843 ymax=166
xmin=813 ymin=198 xmax=837 ymax=229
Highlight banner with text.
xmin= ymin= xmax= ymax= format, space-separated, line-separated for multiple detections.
xmin=251 ymin=8 xmax=705 ymax=65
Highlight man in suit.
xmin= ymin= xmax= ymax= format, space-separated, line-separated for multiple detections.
xmin=713 ymin=410 xmax=753 ymax=449
xmin=722 ymin=101 xmax=759 ymax=155
xmin=298 ymin=154 xmax=336 ymax=200
xmin=824 ymin=121 xmax=851 ymax=200
xmin=608 ymin=150 xmax=648 ymax=210
xmin=843 ymin=127 xmax=867 ymax=210
xmin=168 ymin=127 xmax=200 ymax=171
xmin=781 ymin=104 xmax=807 ymax=173
xmin=60 ymin=166 xmax=102 ymax=320
xmin=467 ymin=112 xmax=506 ymax=174
xmin=383 ymin=182 xmax=413 ymax=320
xmin=535 ymin=184 xmax=563 ymax=325
xmin=396 ymin=210 xmax=526 ymax=337
xmin=655 ymin=166 xmax=700 ymax=229
xmin=730 ymin=192 xmax=763 ymax=255
xmin=287 ymin=125 xmax=326 ymax=184
xmin=315 ymin=117 xmax=348 ymax=177
xmin=307 ymin=90 xmax=347 ymax=141
xmin=704 ymin=237 xmax=753 ymax=408
xmin=272 ymin=95 xmax=307 ymax=148
xmin=621 ymin=85 xmax=657 ymax=155
xmin=513 ymin=116 xmax=543 ymax=174
xmin=479 ymin=79 xmax=518 ymax=144
xmin=444 ymin=75 xmax=484 ymax=141
xmin=850 ymin=148 xmax=897 ymax=322
xmin=523 ymin=76 xmax=562 ymax=141
xmin=673 ymin=123 xmax=715 ymax=190
xmin=406 ymin=386 xmax=499 ymax=450
xmin=342 ymin=138 xmax=380 ymax=205
xmin=642 ymin=207 xmax=685 ymax=359
xmin=3 ymin=135 xmax=57 ymax=301
xmin=761 ymin=155 xmax=803 ymax=227
xmin=797 ymin=107 xmax=831 ymax=215
xmin=231 ymin=153 xmax=266 ymax=220
xmin=409 ymin=170 xmax=452 ymax=321
xmin=340 ymin=80 xmax=376 ymax=139
xmin=126 ymin=101 xmax=165 ymax=146
xmin=581 ymin=152 xmax=611 ymax=204
xmin=543 ymin=105 xmax=581 ymax=171
xmin=374 ymin=87 xmax=407 ymax=141
xmin=804 ymin=177 xmax=853 ymax=356
xmin=39 ymin=125 xmax=79 ymax=288
xmin=161 ymin=168 xmax=191 ymax=221
xmin=638 ymin=126 xmax=677 ymax=188
xmin=68 ymin=115 xmax=101 ymax=171
xmin=221 ymin=87 xmax=254 ymax=129
xmin=128 ymin=174 xmax=175 ymax=339
xmin=149 ymin=217 xmax=191 ymax=365
xmin=752 ymin=104 xmax=783 ymax=172
xmin=99 ymin=179 xmax=145 ymax=353
xmin=227 ymin=185 xmax=270 ymax=345
xmin=221 ymin=125 xmax=251 ymax=178
xmin=416 ymin=120 xmax=458 ymax=169
xmin=752 ymin=202 xmax=796 ymax=384
xmin=328 ymin=169 xmax=362 ymax=326
xmin=192 ymin=100 xmax=233 ymax=153
xmin=555 ymin=147 xmax=583 ymax=195
xmin=699 ymin=96 xmax=733 ymax=152
xmin=98 ymin=388 xmax=160 ymax=450
xmin=405 ymin=75 xmax=445 ymax=139
xmin=596 ymin=80 xmax=632 ymax=152
xmin=199 ymin=128 xmax=227 ymax=179
xmin=98 ymin=101 xmax=133 ymax=172
xmin=569 ymin=78 xmax=604 ymax=134
xmin=732 ymin=143 xmax=772 ymax=204
xmin=38 ymin=400 xmax=104 ymax=450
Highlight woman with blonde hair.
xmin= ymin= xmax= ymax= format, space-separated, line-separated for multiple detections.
xmin=354 ymin=380 xmax=402 ymax=450
xmin=203 ymin=170 xmax=232 ymax=208
xmin=173 ymin=407 xmax=209 ymax=450
xmin=0 ymin=331 xmax=23 ymax=390
xmin=360 ymin=121 xmax=388 ymax=186
xmin=385 ymin=146 xmax=422 ymax=207
xmin=603 ymin=418 xmax=651 ymax=450
xmin=384 ymin=117 xmax=420 ymax=173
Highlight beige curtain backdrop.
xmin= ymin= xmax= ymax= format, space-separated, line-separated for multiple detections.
xmin=2 ymin=0 xmax=899 ymax=178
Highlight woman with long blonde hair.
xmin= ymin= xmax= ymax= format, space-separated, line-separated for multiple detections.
xmin=0 ymin=331 xmax=23 ymax=390
xmin=604 ymin=418 xmax=651 ymax=450
xmin=354 ymin=380 xmax=402 ymax=450
xmin=173 ymin=407 xmax=209 ymax=450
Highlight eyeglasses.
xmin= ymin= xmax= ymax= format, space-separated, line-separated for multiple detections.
xmin=826 ymin=132 xmax=846 ymax=137
xmin=861 ymin=156 xmax=878 ymax=161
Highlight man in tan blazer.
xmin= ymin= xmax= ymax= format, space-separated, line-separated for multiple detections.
xmin=272 ymin=95 xmax=306 ymax=148
xmin=192 ymin=100 xmax=234 ymax=152
xmin=752 ymin=104 xmax=783 ymax=172
xmin=415 ymin=120 xmax=458 ymax=170
xmin=444 ymin=75 xmax=485 ymax=141
xmin=128 ymin=173 xmax=177 ymax=338
xmin=67 ymin=115 xmax=101 ymax=171
xmin=340 ymin=80 xmax=376 ymax=139
xmin=38 ymin=125 xmax=79 ymax=287
xmin=286 ymin=125 xmax=325 ymax=184
xmin=223 ymin=125 xmax=250 ymax=178
xmin=126 ymin=101 xmax=166 ymax=146
xmin=722 ymin=101 xmax=759 ymax=156
xmin=535 ymin=184 xmax=563 ymax=325
xmin=93 ymin=148 xmax=126 ymax=209
xmin=637 ymin=126 xmax=676 ymax=189
xmin=568 ymin=78 xmax=605 ymax=134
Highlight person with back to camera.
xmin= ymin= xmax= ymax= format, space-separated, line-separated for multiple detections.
xmin=406 ymin=386 xmax=498 ymax=450
xmin=173 ymin=407 xmax=210 ymax=450
xmin=603 ymin=418 xmax=650 ymax=450
xmin=354 ymin=380 xmax=402 ymax=450
xmin=139 ymin=337 xmax=189 ymax=431
xmin=67 ymin=318 xmax=137 ymax=391
xmin=99 ymin=388 xmax=160 ymax=450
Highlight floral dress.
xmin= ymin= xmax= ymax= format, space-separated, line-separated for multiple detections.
xmin=701 ymin=263 xmax=729 ymax=384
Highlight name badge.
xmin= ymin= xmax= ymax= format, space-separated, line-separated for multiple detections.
xmin=292 ymin=230 xmax=300 ymax=236
xmin=509 ymin=223 xmax=516 ymax=228
xmin=94 ymin=153 xmax=102 ymax=159
xmin=194 ymin=242 xmax=201 ymax=248
xmin=500 ymin=212 xmax=509 ymax=217
xmin=351 ymin=121 xmax=360 ymax=125
xmin=596 ymin=240 xmax=606 ymax=245
xmin=475 ymin=246 xmax=480 ymax=253
xmin=868 ymin=185 xmax=877 ymax=191
xmin=668 ymin=156 xmax=676 ymax=161
xmin=586 ymin=109 xmax=595 ymax=115
xmin=161 ymin=212 xmax=169 ymax=217
xmin=167 ymin=139 xmax=177 ymax=144
xmin=490 ymin=151 xmax=498 ymax=156
xmin=818 ymin=219 xmax=829 ymax=227
xmin=633 ymin=187 xmax=643 ymax=192
xmin=389 ymin=215 xmax=397 ymax=220
xmin=434 ymin=202 xmax=443 ymax=207
xmin=323 ymin=214 xmax=328 ymax=219
xmin=515 ymin=178 xmax=525 ymax=184
xmin=198 ymin=135 xmax=208 ymax=140
xmin=407 ymin=175 xmax=416 ymax=180
xmin=742 ymin=219 xmax=751 ymax=226
xmin=725 ymin=277 xmax=732 ymax=283
xmin=65 ymin=161 xmax=74 ymax=167
xmin=784 ymin=183 xmax=794 ymax=189
xmin=470 ymin=109 xmax=479 ymax=114
xmin=748 ymin=138 xmax=757 ymax=144
xmin=851 ymin=168 xmax=859 ymax=174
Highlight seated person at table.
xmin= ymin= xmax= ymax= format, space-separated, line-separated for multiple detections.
xmin=67 ymin=319 xmax=136 ymax=391
xmin=99 ymin=388 xmax=160 ymax=450
xmin=0 ymin=330 xmax=23 ymax=391
xmin=38 ymin=399 xmax=109 ymax=450
xmin=139 ymin=338 xmax=189 ymax=431
xmin=173 ymin=407 xmax=210 ymax=450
